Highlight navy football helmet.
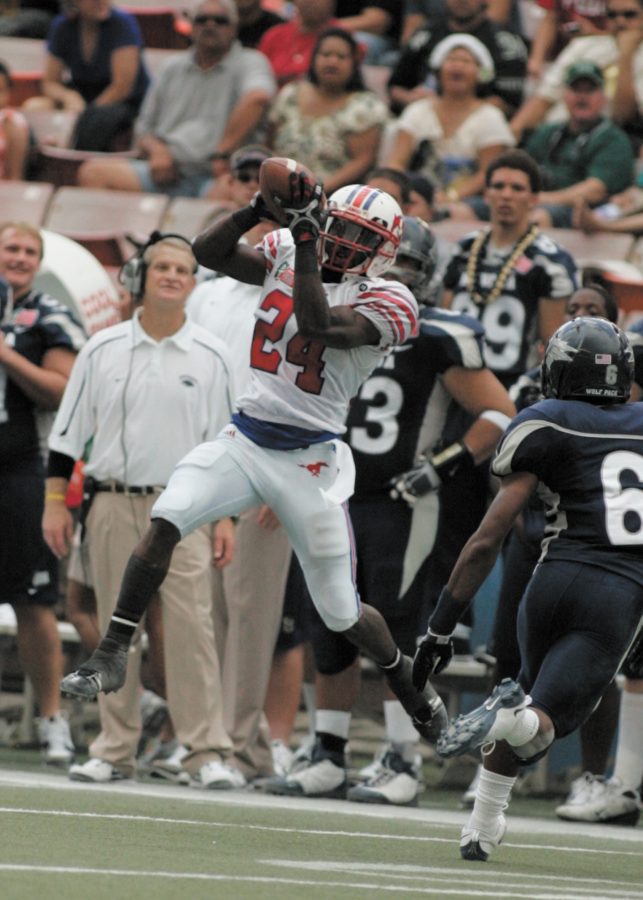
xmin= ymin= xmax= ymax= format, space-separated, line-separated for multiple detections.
xmin=386 ymin=216 xmax=438 ymax=304
xmin=542 ymin=316 xmax=634 ymax=403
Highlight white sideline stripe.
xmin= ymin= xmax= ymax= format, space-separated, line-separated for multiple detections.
xmin=265 ymin=860 xmax=643 ymax=896
xmin=1 ymin=768 xmax=642 ymax=846
xmin=1 ymin=864 xmax=641 ymax=899
xmin=0 ymin=807 xmax=641 ymax=858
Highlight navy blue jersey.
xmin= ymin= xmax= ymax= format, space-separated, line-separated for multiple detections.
xmin=493 ymin=398 xmax=643 ymax=584
xmin=626 ymin=326 xmax=643 ymax=389
xmin=0 ymin=290 xmax=85 ymax=469
xmin=445 ymin=230 xmax=577 ymax=386
xmin=345 ymin=307 xmax=485 ymax=497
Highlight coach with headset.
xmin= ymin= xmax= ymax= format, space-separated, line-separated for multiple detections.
xmin=42 ymin=233 xmax=239 ymax=787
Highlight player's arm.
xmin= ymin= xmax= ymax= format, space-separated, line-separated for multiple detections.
xmin=412 ymin=470 xmax=537 ymax=687
xmin=192 ymin=197 xmax=275 ymax=284
xmin=389 ymin=366 xmax=515 ymax=504
xmin=293 ymin=243 xmax=380 ymax=348
xmin=0 ymin=339 xmax=76 ymax=409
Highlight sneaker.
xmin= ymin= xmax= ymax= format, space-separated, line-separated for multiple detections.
xmin=289 ymin=735 xmax=315 ymax=774
xmin=69 ymin=758 xmax=129 ymax=783
xmin=348 ymin=749 xmax=422 ymax=806
xmin=264 ymin=739 xmax=347 ymax=798
xmin=460 ymin=814 xmax=507 ymax=861
xmin=61 ymin=637 xmax=129 ymax=698
xmin=271 ymin=740 xmax=294 ymax=777
xmin=382 ymin=654 xmax=448 ymax=743
xmin=356 ymin=743 xmax=391 ymax=782
xmin=555 ymin=775 xmax=641 ymax=826
xmin=461 ymin=764 xmax=483 ymax=808
xmin=148 ymin=743 xmax=190 ymax=785
xmin=197 ymin=760 xmax=247 ymax=790
xmin=438 ymin=679 xmax=527 ymax=758
xmin=38 ymin=712 xmax=74 ymax=766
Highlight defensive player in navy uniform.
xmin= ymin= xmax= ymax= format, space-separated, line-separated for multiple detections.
xmin=59 ymin=176 xmax=447 ymax=742
xmin=412 ymin=317 xmax=643 ymax=860
xmin=266 ymin=217 xmax=515 ymax=804
xmin=444 ymin=149 xmax=577 ymax=390
xmin=0 ymin=221 xmax=85 ymax=764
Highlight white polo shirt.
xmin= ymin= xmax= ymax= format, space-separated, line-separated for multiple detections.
xmin=49 ymin=310 xmax=235 ymax=485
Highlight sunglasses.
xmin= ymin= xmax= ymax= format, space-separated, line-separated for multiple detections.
xmin=606 ymin=9 xmax=639 ymax=17
xmin=193 ymin=13 xmax=231 ymax=25
xmin=235 ymin=170 xmax=260 ymax=183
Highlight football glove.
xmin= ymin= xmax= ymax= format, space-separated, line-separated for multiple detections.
xmin=389 ymin=455 xmax=441 ymax=505
xmin=281 ymin=172 xmax=325 ymax=244
xmin=412 ymin=630 xmax=453 ymax=690
xmin=249 ymin=191 xmax=280 ymax=222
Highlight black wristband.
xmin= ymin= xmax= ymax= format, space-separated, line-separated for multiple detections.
xmin=428 ymin=586 xmax=460 ymax=636
xmin=231 ymin=205 xmax=260 ymax=233
xmin=47 ymin=449 xmax=76 ymax=480
xmin=429 ymin=440 xmax=473 ymax=484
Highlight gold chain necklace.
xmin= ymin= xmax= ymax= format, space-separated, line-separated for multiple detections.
xmin=466 ymin=224 xmax=540 ymax=306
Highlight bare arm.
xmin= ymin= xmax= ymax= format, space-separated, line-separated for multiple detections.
xmin=486 ymin=0 xmax=513 ymax=25
xmin=323 ymin=124 xmax=382 ymax=195
xmin=40 ymin=54 xmax=86 ymax=110
xmin=93 ymin=45 xmax=139 ymax=106
xmin=210 ymin=89 xmax=272 ymax=177
xmin=445 ymin=470 xmax=538 ymax=607
xmin=611 ymin=30 xmax=643 ymax=126
xmin=441 ymin=367 xmax=516 ymax=464
xmin=510 ymin=94 xmax=551 ymax=142
xmin=337 ymin=7 xmax=391 ymax=35
xmin=292 ymin=243 xmax=381 ymax=348
xmin=538 ymin=296 xmax=567 ymax=344
xmin=4 ymin=114 xmax=30 ymax=180
xmin=192 ymin=207 xmax=267 ymax=284
xmin=388 ymin=83 xmax=434 ymax=110
xmin=0 ymin=341 xmax=76 ymax=409
xmin=383 ymin=127 xmax=416 ymax=172
xmin=527 ymin=10 xmax=558 ymax=79
xmin=448 ymin=144 xmax=510 ymax=201
xmin=538 ymin=176 xmax=608 ymax=208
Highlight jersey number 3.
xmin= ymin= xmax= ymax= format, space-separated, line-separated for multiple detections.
xmin=250 ymin=289 xmax=326 ymax=395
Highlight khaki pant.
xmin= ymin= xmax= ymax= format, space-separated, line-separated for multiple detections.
xmin=216 ymin=506 xmax=292 ymax=779
xmin=87 ymin=492 xmax=232 ymax=776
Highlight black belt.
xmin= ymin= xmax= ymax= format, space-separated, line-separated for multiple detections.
xmin=93 ymin=481 xmax=164 ymax=496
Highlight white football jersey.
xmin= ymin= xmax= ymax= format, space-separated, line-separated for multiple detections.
xmin=236 ymin=229 xmax=419 ymax=434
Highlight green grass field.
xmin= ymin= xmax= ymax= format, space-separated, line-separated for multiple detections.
xmin=0 ymin=751 xmax=641 ymax=900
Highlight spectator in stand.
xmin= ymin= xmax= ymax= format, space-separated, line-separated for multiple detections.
xmin=387 ymin=0 xmax=528 ymax=117
xmin=334 ymin=1 xmax=403 ymax=65
xmin=0 ymin=0 xmax=60 ymax=39
xmin=258 ymin=0 xmax=337 ymax=86
xmin=0 ymin=222 xmax=85 ymax=766
xmin=77 ymin=0 xmax=276 ymax=197
xmin=511 ymin=0 xmax=643 ymax=146
xmin=267 ymin=28 xmax=390 ymax=194
xmin=575 ymin=200 xmax=643 ymax=232
xmin=385 ymin=35 xmax=515 ymax=214
xmin=235 ymin=0 xmax=285 ymax=47
xmin=23 ymin=0 xmax=150 ymax=152
xmin=0 ymin=62 xmax=30 ymax=180
xmin=402 ymin=0 xmax=523 ymax=43
xmin=527 ymin=0 xmax=608 ymax=80
xmin=524 ymin=62 xmax=634 ymax=227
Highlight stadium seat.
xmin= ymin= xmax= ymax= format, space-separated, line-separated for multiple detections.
xmin=0 ymin=36 xmax=46 ymax=73
xmin=43 ymin=187 xmax=169 ymax=266
xmin=547 ymin=228 xmax=635 ymax=268
xmin=9 ymin=72 xmax=42 ymax=107
xmin=124 ymin=7 xmax=190 ymax=49
xmin=22 ymin=109 xmax=79 ymax=149
xmin=161 ymin=196 xmax=221 ymax=238
xmin=0 ymin=180 xmax=54 ymax=226
xmin=31 ymin=146 xmax=138 ymax=187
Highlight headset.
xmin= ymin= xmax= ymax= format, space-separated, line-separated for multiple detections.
xmin=119 ymin=231 xmax=197 ymax=300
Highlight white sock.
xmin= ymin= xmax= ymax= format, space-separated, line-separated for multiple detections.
xmin=302 ymin=682 xmax=316 ymax=739
xmin=384 ymin=700 xmax=419 ymax=744
xmin=468 ymin=767 xmax=516 ymax=833
xmin=612 ymin=689 xmax=643 ymax=791
xmin=315 ymin=709 xmax=351 ymax=740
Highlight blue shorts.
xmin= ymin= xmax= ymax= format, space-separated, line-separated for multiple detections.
xmin=129 ymin=159 xmax=213 ymax=198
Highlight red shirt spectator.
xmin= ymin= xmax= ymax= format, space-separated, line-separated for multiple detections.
xmin=258 ymin=0 xmax=338 ymax=85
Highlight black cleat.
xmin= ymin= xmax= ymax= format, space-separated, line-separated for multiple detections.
xmin=61 ymin=638 xmax=129 ymax=698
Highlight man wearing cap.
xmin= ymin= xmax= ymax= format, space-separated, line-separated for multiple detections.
xmin=511 ymin=0 xmax=643 ymax=145
xmin=524 ymin=61 xmax=634 ymax=228
xmin=77 ymin=0 xmax=276 ymax=197
xmin=388 ymin=0 xmax=528 ymax=116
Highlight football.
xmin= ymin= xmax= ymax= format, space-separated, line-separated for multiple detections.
xmin=259 ymin=157 xmax=318 ymax=225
